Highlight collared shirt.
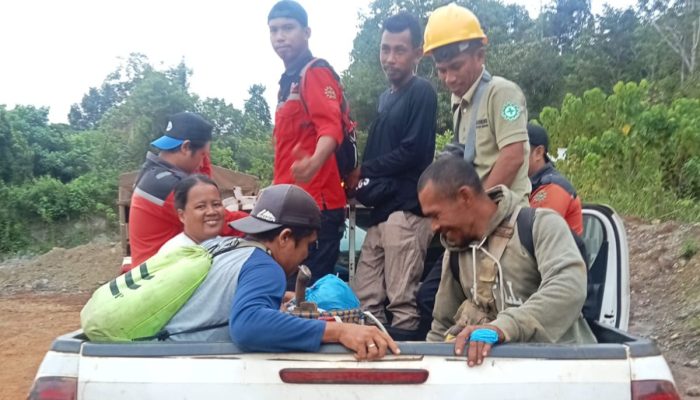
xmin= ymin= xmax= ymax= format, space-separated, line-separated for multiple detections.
xmin=272 ymin=50 xmax=346 ymax=210
xmin=451 ymin=67 xmax=531 ymax=204
xmin=278 ymin=49 xmax=315 ymax=104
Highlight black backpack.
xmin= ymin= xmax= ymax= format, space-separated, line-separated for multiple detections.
xmin=299 ymin=58 xmax=359 ymax=181
xmin=516 ymin=207 xmax=601 ymax=321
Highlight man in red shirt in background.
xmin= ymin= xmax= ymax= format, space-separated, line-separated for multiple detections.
xmin=527 ymin=123 xmax=583 ymax=235
xmin=126 ymin=112 xmax=244 ymax=272
xmin=268 ymin=1 xmax=347 ymax=289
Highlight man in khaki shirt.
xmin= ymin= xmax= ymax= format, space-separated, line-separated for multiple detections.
xmin=423 ymin=3 xmax=531 ymax=204
xmin=416 ymin=3 xmax=532 ymax=339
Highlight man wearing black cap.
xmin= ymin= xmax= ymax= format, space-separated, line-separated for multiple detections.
xmin=127 ymin=112 xmax=244 ymax=272
xmin=164 ymin=184 xmax=399 ymax=360
xmin=268 ymin=0 xmax=348 ymax=289
xmin=527 ymin=124 xmax=583 ymax=235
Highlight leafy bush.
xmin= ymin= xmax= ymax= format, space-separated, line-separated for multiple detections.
xmin=0 ymin=171 xmax=118 ymax=255
xmin=539 ymin=81 xmax=700 ymax=221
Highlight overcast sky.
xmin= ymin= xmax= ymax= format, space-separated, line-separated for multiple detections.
xmin=0 ymin=0 xmax=636 ymax=123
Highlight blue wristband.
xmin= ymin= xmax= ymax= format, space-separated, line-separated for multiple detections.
xmin=469 ymin=328 xmax=499 ymax=344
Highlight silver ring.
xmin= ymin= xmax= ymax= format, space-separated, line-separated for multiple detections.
xmin=367 ymin=343 xmax=376 ymax=348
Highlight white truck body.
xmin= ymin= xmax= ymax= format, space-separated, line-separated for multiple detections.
xmin=28 ymin=205 xmax=682 ymax=400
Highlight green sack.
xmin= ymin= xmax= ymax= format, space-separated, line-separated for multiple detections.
xmin=80 ymin=245 xmax=212 ymax=342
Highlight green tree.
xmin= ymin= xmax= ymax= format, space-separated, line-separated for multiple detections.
xmin=244 ymin=84 xmax=272 ymax=130
xmin=542 ymin=0 xmax=594 ymax=53
xmin=100 ymin=69 xmax=196 ymax=169
xmin=68 ymin=53 xmax=154 ymax=130
xmin=0 ymin=107 xmax=14 ymax=183
xmin=196 ymin=97 xmax=245 ymax=137
xmin=638 ymin=0 xmax=700 ymax=83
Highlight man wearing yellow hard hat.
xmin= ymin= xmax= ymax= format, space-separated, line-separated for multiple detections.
xmin=416 ymin=3 xmax=533 ymax=341
xmin=423 ymin=3 xmax=531 ymax=204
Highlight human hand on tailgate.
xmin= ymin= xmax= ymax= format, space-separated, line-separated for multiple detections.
xmin=454 ymin=325 xmax=505 ymax=367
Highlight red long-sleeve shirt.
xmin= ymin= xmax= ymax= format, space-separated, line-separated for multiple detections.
xmin=273 ymin=54 xmax=346 ymax=210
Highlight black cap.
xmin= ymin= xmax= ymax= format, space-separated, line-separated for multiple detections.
xmin=527 ymin=123 xmax=550 ymax=162
xmin=230 ymin=184 xmax=321 ymax=234
xmin=151 ymin=112 xmax=213 ymax=150
xmin=268 ymin=1 xmax=308 ymax=27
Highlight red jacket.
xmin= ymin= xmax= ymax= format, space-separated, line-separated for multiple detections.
xmin=529 ymin=163 xmax=583 ymax=235
xmin=273 ymin=53 xmax=346 ymax=210
xmin=125 ymin=152 xmax=244 ymax=273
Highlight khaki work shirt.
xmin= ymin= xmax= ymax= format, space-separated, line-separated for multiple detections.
xmin=452 ymin=67 xmax=531 ymax=204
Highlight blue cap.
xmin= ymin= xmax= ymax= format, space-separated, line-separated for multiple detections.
xmin=151 ymin=112 xmax=213 ymax=151
xmin=151 ymin=135 xmax=185 ymax=150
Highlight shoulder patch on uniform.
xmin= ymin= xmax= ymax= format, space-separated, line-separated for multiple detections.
xmin=324 ymin=86 xmax=336 ymax=100
xmin=501 ymin=101 xmax=521 ymax=122
xmin=533 ymin=190 xmax=547 ymax=204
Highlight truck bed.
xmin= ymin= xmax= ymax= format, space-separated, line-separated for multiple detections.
xmin=35 ymin=322 xmax=676 ymax=400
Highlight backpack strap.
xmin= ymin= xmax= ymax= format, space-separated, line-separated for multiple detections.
xmin=448 ymin=206 xmax=521 ymax=302
xmin=488 ymin=205 xmax=520 ymax=260
xmin=516 ymin=207 xmax=588 ymax=269
xmin=453 ymin=70 xmax=492 ymax=163
xmin=134 ymin=321 xmax=230 ymax=342
xmin=298 ymin=58 xmax=347 ymax=116
xmin=297 ymin=58 xmax=358 ymax=179
xmin=208 ymin=238 xmax=270 ymax=258
xmin=516 ymin=207 xmax=537 ymax=261
xmin=474 ymin=205 xmax=519 ymax=311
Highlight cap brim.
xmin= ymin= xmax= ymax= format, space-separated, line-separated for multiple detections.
xmin=230 ymin=215 xmax=283 ymax=234
xmin=151 ymin=135 xmax=184 ymax=150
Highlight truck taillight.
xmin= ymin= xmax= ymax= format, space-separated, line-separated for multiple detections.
xmin=279 ymin=368 xmax=429 ymax=384
xmin=632 ymin=380 xmax=680 ymax=400
xmin=27 ymin=377 xmax=77 ymax=400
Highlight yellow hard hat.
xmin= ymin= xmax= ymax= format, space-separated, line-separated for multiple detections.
xmin=423 ymin=3 xmax=488 ymax=55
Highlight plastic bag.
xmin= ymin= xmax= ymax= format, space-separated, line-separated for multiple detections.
xmin=305 ymin=274 xmax=360 ymax=311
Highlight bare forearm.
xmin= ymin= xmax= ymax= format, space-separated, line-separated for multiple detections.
xmin=482 ymin=142 xmax=525 ymax=190
xmin=322 ymin=321 xmax=340 ymax=343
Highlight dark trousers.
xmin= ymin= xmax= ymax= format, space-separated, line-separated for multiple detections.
xmin=286 ymin=208 xmax=345 ymax=291
xmin=416 ymin=252 xmax=444 ymax=340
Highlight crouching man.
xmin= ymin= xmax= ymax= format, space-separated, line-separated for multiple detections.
xmin=418 ymin=157 xmax=595 ymax=367
xmin=165 ymin=183 xmax=399 ymax=361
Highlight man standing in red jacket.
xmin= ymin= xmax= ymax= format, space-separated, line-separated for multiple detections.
xmin=127 ymin=112 xmax=244 ymax=272
xmin=268 ymin=1 xmax=347 ymax=288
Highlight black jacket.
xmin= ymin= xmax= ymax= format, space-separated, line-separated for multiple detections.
xmin=360 ymin=76 xmax=438 ymax=225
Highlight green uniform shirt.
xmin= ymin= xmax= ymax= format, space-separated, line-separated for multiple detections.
xmin=452 ymin=67 xmax=531 ymax=204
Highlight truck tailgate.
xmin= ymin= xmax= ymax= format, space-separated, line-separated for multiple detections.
xmin=77 ymin=342 xmax=633 ymax=400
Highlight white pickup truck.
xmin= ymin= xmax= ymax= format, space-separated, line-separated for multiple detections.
xmin=28 ymin=205 xmax=682 ymax=400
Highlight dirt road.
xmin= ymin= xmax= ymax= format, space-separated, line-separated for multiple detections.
xmin=1 ymin=218 xmax=698 ymax=399
xmin=0 ymin=293 xmax=88 ymax=400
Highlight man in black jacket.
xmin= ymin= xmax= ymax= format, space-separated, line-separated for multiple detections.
xmin=349 ymin=12 xmax=437 ymax=340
